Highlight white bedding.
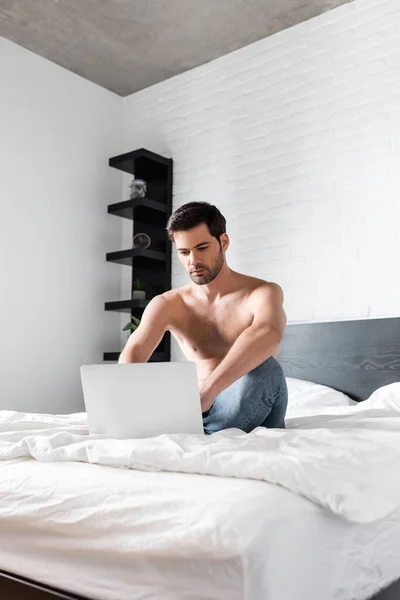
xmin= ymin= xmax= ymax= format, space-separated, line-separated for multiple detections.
xmin=1 ymin=382 xmax=400 ymax=600
xmin=286 ymin=376 xmax=357 ymax=412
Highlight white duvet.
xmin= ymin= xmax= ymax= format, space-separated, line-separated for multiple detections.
xmin=1 ymin=382 xmax=400 ymax=525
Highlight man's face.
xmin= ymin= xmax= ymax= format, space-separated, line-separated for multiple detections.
xmin=174 ymin=224 xmax=227 ymax=285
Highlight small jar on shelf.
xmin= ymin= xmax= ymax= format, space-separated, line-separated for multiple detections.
xmin=129 ymin=177 xmax=147 ymax=199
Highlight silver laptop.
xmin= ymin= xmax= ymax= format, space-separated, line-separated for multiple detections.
xmin=80 ymin=361 xmax=204 ymax=439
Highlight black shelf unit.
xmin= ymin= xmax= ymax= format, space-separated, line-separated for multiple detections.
xmin=104 ymin=148 xmax=173 ymax=363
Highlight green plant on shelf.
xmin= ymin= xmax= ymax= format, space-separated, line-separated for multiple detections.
xmin=134 ymin=278 xmax=146 ymax=291
xmin=123 ymin=315 xmax=141 ymax=335
xmin=132 ymin=278 xmax=147 ymax=300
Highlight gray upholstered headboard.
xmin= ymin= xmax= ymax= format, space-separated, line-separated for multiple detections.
xmin=278 ymin=317 xmax=400 ymax=402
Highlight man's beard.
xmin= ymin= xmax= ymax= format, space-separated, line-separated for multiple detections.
xmin=189 ymin=250 xmax=224 ymax=285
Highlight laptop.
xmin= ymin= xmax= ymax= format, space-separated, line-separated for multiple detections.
xmin=80 ymin=361 xmax=204 ymax=439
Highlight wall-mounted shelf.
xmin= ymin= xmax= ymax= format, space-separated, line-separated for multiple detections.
xmin=109 ymin=148 xmax=171 ymax=176
xmin=105 ymin=299 xmax=149 ymax=314
xmin=106 ymin=247 xmax=167 ymax=267
xmin=108 ymin=197 xmax=168 ymax=224
xmin=103 ymin=351 xmax=166 ymax=362
xmin=104 ymin=148 xmax=173 ymax=362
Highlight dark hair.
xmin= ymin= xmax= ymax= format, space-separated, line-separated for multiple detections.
xmin=166 ymin=202 xmax=226 ymax=244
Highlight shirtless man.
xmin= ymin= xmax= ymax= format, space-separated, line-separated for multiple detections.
xmin=119 ymin=201 xmax=288 ymax=434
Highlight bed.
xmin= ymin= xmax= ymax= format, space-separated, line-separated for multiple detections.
xmin=1 ymin=316 xmax=400 ymax=600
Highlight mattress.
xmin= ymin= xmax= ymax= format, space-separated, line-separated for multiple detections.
xmin=1 ymin=383 xmax=400 ymax=600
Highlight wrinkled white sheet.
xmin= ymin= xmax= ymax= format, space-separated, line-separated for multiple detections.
xmin=1 ymin=383 xmax=400 ymax=600
xmin=1 ymin=383 xmax=400 ymax=524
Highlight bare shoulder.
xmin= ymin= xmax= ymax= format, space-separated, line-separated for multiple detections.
xmin=243 ymin=278 xmax=286 ymax=333
xmin=249 ymin=280 xmax=284 ymax=302
xmin=160 ymin=286 xmax=189 ymax=304
xmin=155 ymin=287 xmax=188 ymax=322
xmin=235 ymin=273 xmax=283 ymax=302
xmin=241 ymin=277 xmax=285 ymax=318
xmin=153 ymin=289 xmax=179 ymax=310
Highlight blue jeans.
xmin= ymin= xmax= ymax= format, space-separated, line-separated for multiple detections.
xmin=202 ymin=357 xmax=288 ymax=435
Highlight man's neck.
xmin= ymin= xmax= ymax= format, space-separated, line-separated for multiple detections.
xmin=191 ymin=264 xmax=238 ymax=303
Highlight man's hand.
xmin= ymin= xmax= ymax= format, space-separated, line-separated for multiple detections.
xmin=199 ymin=381 xmax=215 ymax=414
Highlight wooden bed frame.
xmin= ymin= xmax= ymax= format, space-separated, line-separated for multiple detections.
xmin=1 ymin=316 xmax=400 ymax=600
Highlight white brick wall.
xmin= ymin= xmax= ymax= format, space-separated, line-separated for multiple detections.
xmin=122 ymin=0 xmax=400 ymax=360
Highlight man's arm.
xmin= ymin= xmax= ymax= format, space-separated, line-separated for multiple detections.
xmin=200 ymin=283 xmax=286 ymax=411
xmin=118 ymin=295 xmax=172 ymax=364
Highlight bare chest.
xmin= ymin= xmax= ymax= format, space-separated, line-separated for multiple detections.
xmin=171 ymin=300 xmax=253 ymax=362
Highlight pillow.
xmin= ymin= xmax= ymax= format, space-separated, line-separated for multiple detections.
xmin=286 ymin=377 xmax=356 ymax=413
xmin=364 ymin=382 xmax=400 ymax=409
